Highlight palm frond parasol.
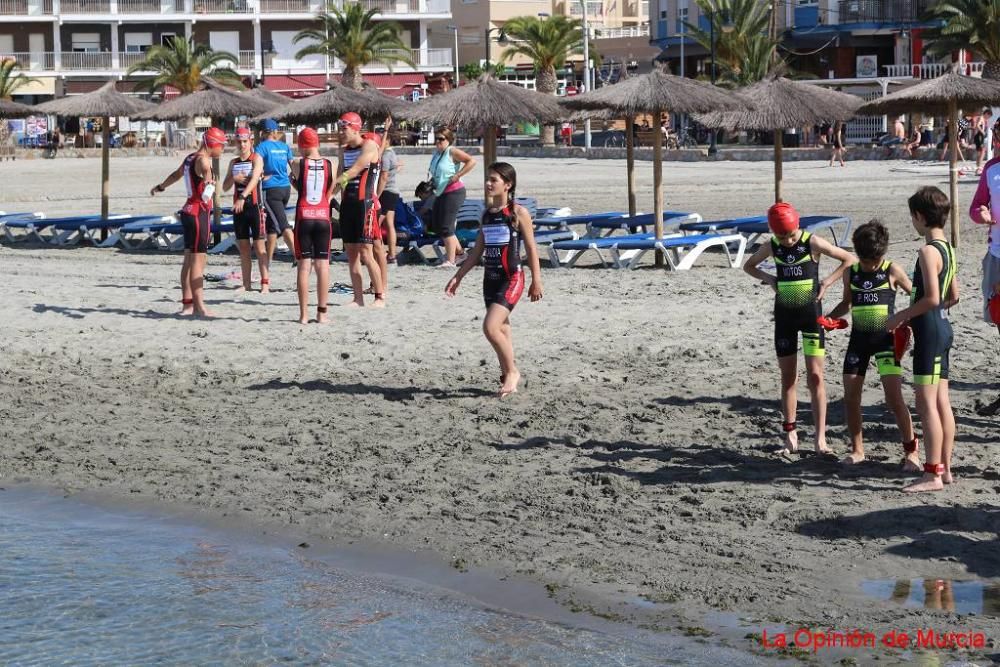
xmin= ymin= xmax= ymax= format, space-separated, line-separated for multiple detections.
xmin=135 ymin=77 xmax=275 ymax=121
xmin=254 ymin=81 xmax=402 ymax=124
xmin=857 ymin=73 xmax=1000 ymax=246
xmin=35 ymin=81 xmax=156 ymax=220
xmin=0 ymin=98 xmax=39 ymax=118
xmin=695 ymin=77 xmax=861 ymax=204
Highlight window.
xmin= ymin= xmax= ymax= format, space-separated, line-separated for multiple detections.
xmin=796 ymin=0 xmax=817 ymax=4
xmin=124 ymin=33 xmax=153 ymax=53
xmin=71 ymin=33 xmax=101 ymax=52
xmin=460 ymin=29 xmax=481 ymax=44
xmin=160 ymin=32 xmax=176 ymax=47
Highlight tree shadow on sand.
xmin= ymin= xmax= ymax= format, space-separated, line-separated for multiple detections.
xmin=490 ymin=438 xmax=903 ymax=491
xmin=247 ymin=378 xmax=495 ymax=401
xmin=798 ymin=505 xmax=1000 ymax=578
xmin=33 ymin=303 xmax=183 ymax=320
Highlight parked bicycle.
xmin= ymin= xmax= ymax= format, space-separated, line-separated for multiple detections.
xmin=666 ymin=126 xmax=699 ymax=150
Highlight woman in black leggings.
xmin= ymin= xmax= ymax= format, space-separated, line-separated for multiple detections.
xmin=426 ymin=127 xmax=476 ymax=267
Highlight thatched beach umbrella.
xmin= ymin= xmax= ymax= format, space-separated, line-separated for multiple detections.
xmin=695 ymin=76 xmax=860 ymax=205
xmin=244 ymin=86 xmax=289 ymax=108
xmin=136 ymin=78 xmax=277 ymax=228
xmin=405 ymin=74 xmax=563 ymax=170
xmin=255 ymin=80 xmax=402 ymax=125
xmin=0 ymin=98 xmax=36 ymax=118
xmin=35 ymin=81 xmax=154 ymax=220
xmin=858 ymin=72 xmax=1000 ymax=247
xmin=562 ymin=68 xmax=743 ymax=247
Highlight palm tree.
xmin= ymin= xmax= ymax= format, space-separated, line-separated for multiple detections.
xmin=126 ymin=35 xmax=241 ymax=95
xmin=682 ymin=0 xmax=778 ymax=86
xmin=0 ymin=58 xmax=41 ymax=100
xmin=500 ymin=15 xmax=584 ymax=146
xmin=922 ymin=0 xmax=1000 ymax=80
xmin=294 ymin=3 xmax=415 ymax=91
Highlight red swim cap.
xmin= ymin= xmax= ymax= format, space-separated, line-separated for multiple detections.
xmin=235 ymin=127 xmax=253 ymax=141
xmin=338 ymin=112 xmax=362 ymax=130
xmin=203 ymin=127 xmax=227 ymax=148
xmin=297 ymin=127 xmax=319 ymax=149
xmin=768 ymin=202 xmax=800 ymax=235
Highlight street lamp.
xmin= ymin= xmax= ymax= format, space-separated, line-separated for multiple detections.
xmin=447 ymin=25 xmax=460 ymax=86
xmin=258 ymin=38 xmax=275 ymax=87
xmin=484 ymin=26 xmax=508 ymax=72
xmin=708 ymin=15 xmax=718 ymax=155
xmin=580 ymin=0 xmax=591 ymax=151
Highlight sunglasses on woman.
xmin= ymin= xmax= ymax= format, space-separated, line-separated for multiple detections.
xmin=435 ymin=136 xmax=447 ymax=142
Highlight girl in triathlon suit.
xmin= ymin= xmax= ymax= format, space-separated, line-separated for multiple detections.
xmin=888 ymin=187 xmax=960 ymax=493
xmin=290 ymin=127 xmax=335 ymax=324
xmin=743 ymin=202 xmax=856 ymax=455
xmin=224 ymin=127 xmax=269 ymax=293
xmin=445 ymin=163 xmax=543 ymax=398
xmin=150 ymin=126 xmax=226 ymax=317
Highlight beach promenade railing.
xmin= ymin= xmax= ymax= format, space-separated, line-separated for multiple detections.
xmin=60 ymin=51 xmax=113 ymax=70
xmin=0 ymin=51 xmax=55 ymax=71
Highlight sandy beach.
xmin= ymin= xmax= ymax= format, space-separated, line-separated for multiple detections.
xmin=2 ymin=154 xmax=999 ymax=662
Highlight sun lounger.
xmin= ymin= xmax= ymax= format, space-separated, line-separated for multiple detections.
xmin=118 ymin=217 xmax=178 ymax=250
xmin=3 ymin=214 xmax=103 ymax=244
xmin=547 ymin=231 xmax=680 ymax=268
xmin=534 ymin=211 xmax=629 ymax=230
xmin=41 ymin=215 xmax=173 ymax=247
xmin=586 ymin=211 xmax=702 ymax=238
xmin=612 ymin=233 xmax=748 ymax=271
xmin=0 ymin=212 xmax=46 ymax=241
xmin=680 ymin=214 xmax=851 ymax=247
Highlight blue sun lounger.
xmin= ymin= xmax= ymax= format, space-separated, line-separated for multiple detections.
xmin=533 ymin=211 xmax=629 ymax=230
xmin=549 ymin=231 xmax=746 ymax=270
xmin=410 ymin=228 xmax=579 ymax=264
xmin=118 ymin=217 xmax=179 ymax=250
xmin=3 ymin=214 xmax=105 ymax=244
xmin=681 ymin=214 xmax=852 ymax=247
xmin=40 ymin=214 xmax=174 ymax=247
xmin=586 ymin=211 xmax=702 ymax=238
xmin=0 ymin=212 xmax=46 ymax=242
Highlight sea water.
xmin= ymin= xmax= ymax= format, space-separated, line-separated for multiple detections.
xmin=0 ymin=488 xmax=766 ymax=666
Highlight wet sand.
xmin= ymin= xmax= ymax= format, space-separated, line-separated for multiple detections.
xmin=1 ymin=155 xmax=998 ymax=662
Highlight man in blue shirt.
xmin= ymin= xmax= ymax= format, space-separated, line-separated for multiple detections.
xmin=256 ymin=118 xmax=296 ymax=265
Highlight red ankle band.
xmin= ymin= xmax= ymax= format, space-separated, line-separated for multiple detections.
xmin=375 ymin=293 xmax=385 ymax=300
xmin=923 ymin=462 xmax=944 ymax=475
xmin=181 ymin=298 xmax=193 ymax=305
xmin=317 ymin=306 xmax=327 ymax=313
xmin=782 ymin=421 xmax=796 ymax=433
xmin=261 ymin=278 xmax=270 ymax=285
xmin=903 ymin=438 xmax=918 ymax=454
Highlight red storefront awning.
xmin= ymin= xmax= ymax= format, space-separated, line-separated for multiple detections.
xmin=263 ymin=73 xmax=426 ymax=99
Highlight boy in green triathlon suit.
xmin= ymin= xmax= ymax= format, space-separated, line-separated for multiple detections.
xmin=824 ymin=220 xmax=919 ymax=469
xmin=888 ymin=186 xmax=960 ymax=493
xmin=744 ymin=202 xmax=856 ymax=454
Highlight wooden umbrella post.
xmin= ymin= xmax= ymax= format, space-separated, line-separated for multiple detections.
xmin=483 ymin=125 xmax=497 ymax=199
xmin=653 ymin=107 xmax=664 ymax=267
xmin=625 ymin=113 xmax=636 ymax=217
xmin=948 ymin=99 xmax=960 ymax=247
xmin=101 ymin=116 xmax=110 ymax=227
xmin=773 ymin=127 xmax=784 ymax=203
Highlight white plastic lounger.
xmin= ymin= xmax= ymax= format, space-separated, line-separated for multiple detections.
xmin=45 ymin=215 xmax=173 ymax=247
xmin=118 ymin=217 xmax=178 ymax=250
xmin=613 ymin=233 xmax=748 ymax=271
xmin=724 ymin=215 xmax=853 ymax=247
xmin=534 ymin=211 xmax=629 ymax=230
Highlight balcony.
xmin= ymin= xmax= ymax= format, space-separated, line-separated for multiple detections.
xmin=0 ymin=0 xmax=53 ymax=15
xmin=591 ymin=23 xmax=649 ymax=39
xmin=118 ymin=0 xmax=179 ymax=12
xmin=258 ymin=0 xmax=313 ymax=12
xmin=59 ymin=0 xmax=111 ymax=11
xmin=883 ymin=61 xmax=986 ymax=79
xmin=60 ymin=50 xmax=113 ymax=69
xmin=837 ymin=0 xmax=933 ymax=24
xmin=191 ymin=0 xmax=253 ymax=13
xmin=0 ymin=51 xmax=55 ymax=69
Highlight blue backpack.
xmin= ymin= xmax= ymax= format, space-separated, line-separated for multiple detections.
xmin=394 ymin=199 xmax=426 ymax=240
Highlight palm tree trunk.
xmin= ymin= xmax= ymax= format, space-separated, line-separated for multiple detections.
xmin=983 ymin=61 xmax=1000 ymax=80
xmin=536 ymin=65 xmax=557 ymax=147
xmin=342 ymin=67 xmax=363 ymax=91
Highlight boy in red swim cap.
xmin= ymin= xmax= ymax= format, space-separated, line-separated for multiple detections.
xmin=150 ymin=126 xmax=226 ymax=318
xmin=744 ymin=202 xmax=856 ymax=455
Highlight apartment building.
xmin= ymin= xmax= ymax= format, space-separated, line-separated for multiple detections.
xmin=0 ymin=0 xmax=455 ymax=101
xmin=650 ymin=0 xmax=978 ymax=82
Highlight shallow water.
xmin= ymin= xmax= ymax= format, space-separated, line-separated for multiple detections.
xmin=0 ymin=488 xmax=765 ymax=666
xmin=862 ymin=578 xmax=1000 ymax=617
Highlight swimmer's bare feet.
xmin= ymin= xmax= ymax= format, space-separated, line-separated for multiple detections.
xmin=841 ymin=451 xmax=865 ymax=465
xmin=903 ymin=474 xmax=944 ymax=493
xmin=317 ymin=307 xmax=329 ymax=324
xmin=782 ymin=429 xmax=799 ymax=454
xmin=943 ymin=469 xmax=954 ymax=484
xmin=346 ymin=300 xmax=363 ymax=308
xmin=179 ymin=306 xmax=195 ymax=317
xmin=499 ymin=369 xmax=520 ymax=399
xmin=372 ymin=298 xmax=386 ymax=309
xmin=194 ymin=309 xmax=214 ymax=319
xmin=901 ymin=453 xmax=922 ymax=473
xmin=260 ymin=279 xmax=270 ymax=295
xmin=298 ymin=315 xmax=309 ymax=325
xmin=814 ymin=438 xmax=833 ymax=455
